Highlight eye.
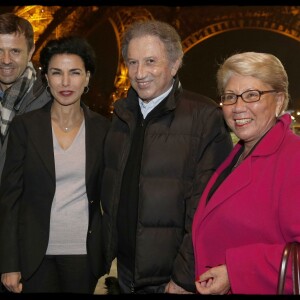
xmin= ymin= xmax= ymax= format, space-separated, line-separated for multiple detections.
xmin=70 ymin=70 xmax=81 ymax=75
xmin=127 ymin=60 xmax=137 ymax=66
xmin=245 ymin=90 xmax=259 ymax=99
xmin=10 ymin=49 xmax=21 ymax=55
xmin=224 ymin=94 xmax=235 ymax=101
xmin=50 ymin=70 xmax=60 ymax=75
xmin=146 ymin=58 xmax=155 ymax=64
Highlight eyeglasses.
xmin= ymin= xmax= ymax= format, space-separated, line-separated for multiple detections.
xmin=220 ymin=89 xmax=278 ymax=106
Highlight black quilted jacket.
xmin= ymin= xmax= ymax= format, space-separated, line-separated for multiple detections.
xmin=101 ymin=76 xmax=233 ymax=292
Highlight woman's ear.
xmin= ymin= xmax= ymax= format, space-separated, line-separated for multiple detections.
xmin=86 ymin=71 xmax=91 ymax=85
xmin=275 ymin=92 xmax=285 ymax=117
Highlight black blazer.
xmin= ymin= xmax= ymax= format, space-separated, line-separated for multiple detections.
xmin=0 ymin=101 xmax=110 ymax=280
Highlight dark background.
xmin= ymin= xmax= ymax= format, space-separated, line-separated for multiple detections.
xmin=178 ymin=28 xmax=300 ymax=109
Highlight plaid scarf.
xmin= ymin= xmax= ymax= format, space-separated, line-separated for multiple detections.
xmin=0 ymin=62 xmax=36 ymax=142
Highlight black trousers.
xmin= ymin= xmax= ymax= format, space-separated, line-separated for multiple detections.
xmin=21 ymin=255 xmax=98 ymax=293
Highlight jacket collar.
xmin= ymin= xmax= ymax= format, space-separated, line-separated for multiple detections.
xmin=113 ymin=75 xmax=182 ymax=120
xmin=197 ymin=113 xmax=292 ymax=222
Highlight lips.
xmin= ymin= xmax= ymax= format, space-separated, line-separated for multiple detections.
xmin=136 ymin=81 xmax=151 ymax=89
xmin=235 ymin=118 xmax=252 ymax=125
xmin=0 ymin=67 xmax=14 ymax=75
xmin=59 ymin=91 xmax=73 ymax=96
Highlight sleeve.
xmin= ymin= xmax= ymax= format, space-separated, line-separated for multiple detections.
xmin=172 ymin=106 xmax=233 ymax=292
xmin=226 ymin=149 xmax=300 ymax=294
xmin=0 ymin=116 xmax=27 ymax=273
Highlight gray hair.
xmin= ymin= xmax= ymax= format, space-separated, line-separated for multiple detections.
xmin=217 ymin=52 xmax=289 ymax=113
xmin=121 ymin=19 xmax=183 ymax=68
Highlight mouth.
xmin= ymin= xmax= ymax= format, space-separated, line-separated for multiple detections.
xmin=59 ymin=91 xmax=73 ymax=96
xmin=0 ymin=67 xmax=15 ymax=75
xmin=136 ymin=81 xmax=151 ymax=89
xmin=235 ymin=118 xmax=252 ymax=126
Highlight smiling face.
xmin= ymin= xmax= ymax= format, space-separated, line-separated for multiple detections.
xmin=0 ymin=33 xmax=35 ymax=91
xmin=46 ymin=53 xmax=90 ymax=107
xmin=126 ymin=35 xmax=180 ymax=102
xmin=222 ymin=74 xmax=284 ymax=147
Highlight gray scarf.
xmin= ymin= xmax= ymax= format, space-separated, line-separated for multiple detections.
xmin=0 ymin=61 xmax=36 ymax=142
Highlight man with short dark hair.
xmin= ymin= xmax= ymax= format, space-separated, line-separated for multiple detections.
xmin=0 ymin=12 xmax=51 ymax=294
xmin=0 ymin=13 xmax=51 ymax=183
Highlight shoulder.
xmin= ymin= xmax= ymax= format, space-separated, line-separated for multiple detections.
xmin=177 ymin=89 xmax=224 ymax=121
xmin=83 ymin=105 xmax=111 ymax=130
xmin=21 ymin=81 xmax=52 ymax=112
xmin=15 ymin=103 xmax=50 ymax=122
xmin=180 ymin=89 xmax=219 ymax=108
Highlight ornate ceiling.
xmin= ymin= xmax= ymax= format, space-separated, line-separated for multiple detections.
xmin=10 ymin=5 xmax=299 ymax=101
xmin=1 ymin=5 xmax=299 ymax=118
xmin=11 ymin=6 xmax=300 ymax=53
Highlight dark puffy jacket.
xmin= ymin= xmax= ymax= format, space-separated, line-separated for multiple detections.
xmin=0 ymin=71 xmax=51 ymax=182
xmin=101 ymin=78 xmax=233 ymax=292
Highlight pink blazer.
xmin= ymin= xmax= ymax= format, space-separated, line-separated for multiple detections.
xmin=192 ymin=113 xmax=300 ymax=294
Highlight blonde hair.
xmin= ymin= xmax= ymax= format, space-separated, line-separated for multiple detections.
xmin=217 ymin=52 xmax=289 ymax=113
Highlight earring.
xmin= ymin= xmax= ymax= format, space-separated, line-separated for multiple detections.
xmin=84 ymin=86 xmax=89 ymax=94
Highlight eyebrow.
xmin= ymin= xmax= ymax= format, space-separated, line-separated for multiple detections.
xmin=49 ymin=67 xmax=82 ymax=72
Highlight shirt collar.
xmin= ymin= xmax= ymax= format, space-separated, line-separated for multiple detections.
xmin=138 ymin=81 xmax=174 ymax=118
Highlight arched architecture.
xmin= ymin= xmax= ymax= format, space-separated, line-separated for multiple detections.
xmin=4 ymin=5 xmax=300 ymax=118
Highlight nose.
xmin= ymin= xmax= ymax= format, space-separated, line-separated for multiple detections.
xmin=136 ymin=63 xmax=145 ymax=79
xmin=62 ymin=73 xmax=70 ymax=86
xmin=232 ymin=95 xmax=247 ymax=111
xmin=0 ymin=51 xmax=12 ymax=64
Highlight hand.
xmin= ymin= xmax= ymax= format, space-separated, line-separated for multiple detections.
xmin=165 ymin=279 xmax=194 ymax=294
xmin=1 ymin=272 xmax=22 ymax=293
xmin=195 ymin=264 xmax=230 ymax=295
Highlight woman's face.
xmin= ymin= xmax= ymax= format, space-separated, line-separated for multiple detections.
xmin=46 ymin=53 xmax=90 ymax=106
xmin=222 ymin=74 xmax=284 ymax=145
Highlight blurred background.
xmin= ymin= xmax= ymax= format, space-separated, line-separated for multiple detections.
xmin=1 ymin=5 xmax=299 ymax=133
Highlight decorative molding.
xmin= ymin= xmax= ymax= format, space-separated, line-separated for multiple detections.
xmin=182 ymin=7 xmax=300 ymax=52
xmin=107 ymin=7 xmax=154 ymax=109
xmin=11 ymin=5 xmax=300 ymax=111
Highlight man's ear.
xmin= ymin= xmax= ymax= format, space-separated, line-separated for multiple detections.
xmin=28 ymin=45 xmax=35 ymax=62
xmin=171 ymin=58 xmax=181 ymax=77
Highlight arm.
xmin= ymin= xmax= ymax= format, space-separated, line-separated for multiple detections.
xmin=170 ymin=107 xmax=233 ymax=292
xmin=225 ymin=158 xmax=300 ymax=294
xmin=0 ymin=117 xmax=26 ymax=276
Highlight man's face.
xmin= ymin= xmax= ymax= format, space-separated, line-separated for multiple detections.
xmin=126 ymin=35 xmax=179 ymax=102
xmin=0 ymin=33 xmax=35 ymax=91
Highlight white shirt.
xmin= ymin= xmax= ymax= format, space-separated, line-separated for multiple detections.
xmin=138 ymin=83 xmax=174 ymax=119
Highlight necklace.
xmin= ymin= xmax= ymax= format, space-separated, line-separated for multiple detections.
xmin=62 ymin=126 xmax=72 ymax=133
xmin=58 ymin=117 xmax=83 ymax=133
xmin=51 ymin=111 xmax=84 ymax=133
